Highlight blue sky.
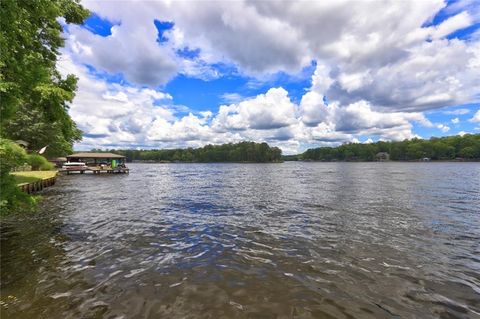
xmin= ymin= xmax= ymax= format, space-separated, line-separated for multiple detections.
xmin=60 ymin=0 xmax=480 ymax=153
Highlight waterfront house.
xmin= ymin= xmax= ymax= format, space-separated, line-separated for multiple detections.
xmin=375 ymin=152 xmax=390 ymax=161
xmin=15 ymin=140 xmax=29 ymax=149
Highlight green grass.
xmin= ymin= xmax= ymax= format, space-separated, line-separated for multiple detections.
xmin=12 ymin=171 xmax=57 ymax=185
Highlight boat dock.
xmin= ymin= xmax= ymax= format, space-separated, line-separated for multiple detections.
xmin=60 ymin=152 xmax=130 ymax=174
xmin=60 ymin=166 xmax=129 ymax=174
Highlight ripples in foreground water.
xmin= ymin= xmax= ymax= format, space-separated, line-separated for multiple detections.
xmin=1 ymin=162 xmax=479 ymax=318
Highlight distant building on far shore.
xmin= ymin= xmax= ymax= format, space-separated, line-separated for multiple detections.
xmin=375 ymin=152 xmax=390 ymax=161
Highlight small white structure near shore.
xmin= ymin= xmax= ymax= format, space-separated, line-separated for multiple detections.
xmin=375 ymin=152 xmax=390 ymax=161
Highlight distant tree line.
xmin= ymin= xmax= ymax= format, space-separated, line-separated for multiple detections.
xmin=92 ymin=142 xmax=283 ymax=163
xmin=288 ymin=134 xmax=480 ymax=161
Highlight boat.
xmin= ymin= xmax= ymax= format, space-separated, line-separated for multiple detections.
xmin=61 ymin=162 xmax=87 ymax=171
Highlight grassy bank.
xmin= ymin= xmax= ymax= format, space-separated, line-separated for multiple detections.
xmin=0 ymin=171 xmax=57 ymax=216
xmin=12 ymin=171 xmax=57 ymax=185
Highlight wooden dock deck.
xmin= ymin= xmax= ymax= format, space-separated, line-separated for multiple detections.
xmin=59 ymin=166 xmax=130 ymax=174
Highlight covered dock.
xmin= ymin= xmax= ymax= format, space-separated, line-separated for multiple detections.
xmin=63 ymin=152 xmax=129 ymax=174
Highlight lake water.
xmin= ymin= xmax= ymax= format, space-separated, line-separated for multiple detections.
xmin=1 ymin=163 xmax=479 ymax=318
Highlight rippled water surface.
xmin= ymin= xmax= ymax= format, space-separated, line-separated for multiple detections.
xmin=1 ymin=163 xmax=480 ymax=318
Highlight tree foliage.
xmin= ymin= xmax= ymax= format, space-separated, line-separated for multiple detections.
xmin=28 ymin=154 xmax=54 ymax=171
xmin=297 ymin=134 xmax=480 ymax=161
xmin=0 ymin=0 xmax=88 ymax=215
xmin=93 ymin=142 xmax=283 ymax=163
xmin=0 ymin=139 xmax=33 ymax=214
xmin=0 ymin=0 xmax=88 ymax=156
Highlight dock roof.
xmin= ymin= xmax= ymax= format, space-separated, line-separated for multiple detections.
xmin=67 ymin=152 xmax=125 ymax=159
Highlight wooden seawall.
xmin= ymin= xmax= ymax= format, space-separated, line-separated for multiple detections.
xmin=18 ymin=176 xmax=57 ymax=194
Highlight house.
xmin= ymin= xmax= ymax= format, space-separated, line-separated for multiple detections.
xmin=375 ymin=152 xmax=390 ymax=161
xmin=15 ymin=140 xmax=29 ymax=149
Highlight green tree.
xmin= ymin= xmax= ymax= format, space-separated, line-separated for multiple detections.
xmin=28 ymin=154 xmax=54 ymax=171
xmin=406 ymin=141 xmax=424 ymax=160
xmin=0 ymin=139 xmax=33 ymax=214
xmin=297 ymin=134 xmax=479 ymax=162
xmin=3 ymin=105 xmax=81 ymax=157
xmin=0 ymin=0 xmax=88 ymax=215
xmin=459 ymin=146 xmax=476 ymax=159
xmin=110 ymin=142 xmax=283 ymax=163
xmin=0 ymin=0 xmax=89 ymax=156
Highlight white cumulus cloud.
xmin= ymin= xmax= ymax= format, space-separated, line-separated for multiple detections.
xmin=59 ymin=0 xmax=480 ymax=153
xmin=470 ymin=109 xmax=480 ymax=122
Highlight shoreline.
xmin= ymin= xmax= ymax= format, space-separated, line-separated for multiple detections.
xmin=12 ymin=171 xmax=58 ymax=194
xmin=129 ymin=160 xmax=284 ymax=164
xmin=284 ymin=159 xmax=480 ymax=163
xmin=127 ymin=160 xmax=478 ymax=164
